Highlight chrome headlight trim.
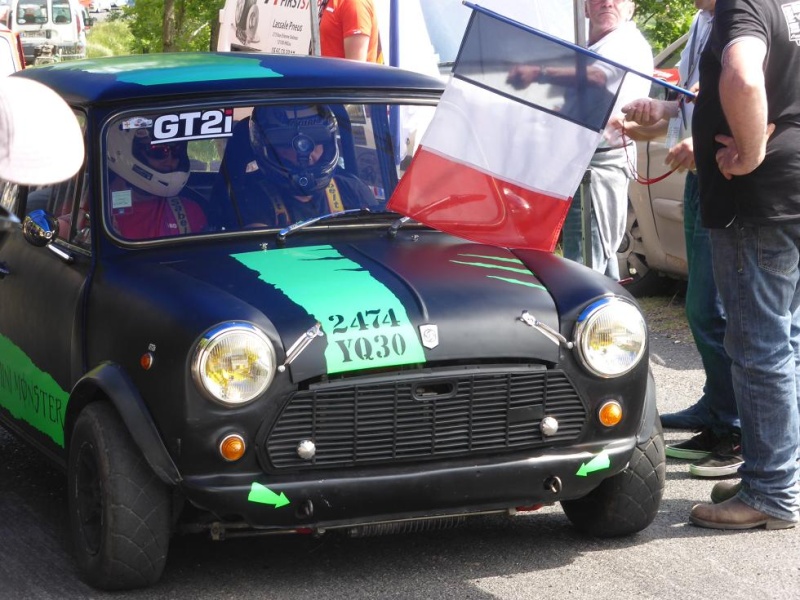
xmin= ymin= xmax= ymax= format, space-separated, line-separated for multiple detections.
xmin=573 ymin=297 xmax=647 ymax=378
xmin=192 ymin=322 xmax=277 ymax=406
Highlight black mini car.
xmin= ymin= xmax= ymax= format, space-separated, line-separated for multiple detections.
xmin=0 ymin=53 xmax=664 ymax=590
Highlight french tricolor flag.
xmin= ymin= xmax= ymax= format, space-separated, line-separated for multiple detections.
xmin=388 ymin=4 xmax=629 ymax=251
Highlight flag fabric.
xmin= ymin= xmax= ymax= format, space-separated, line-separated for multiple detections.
xmin=387 ymin=5 xmax=630 ymax=251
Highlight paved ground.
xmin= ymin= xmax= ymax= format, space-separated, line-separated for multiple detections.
xmin=1 ymin=328 xmax=798 ymax=599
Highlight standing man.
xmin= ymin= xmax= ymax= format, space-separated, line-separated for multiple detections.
xmin=619 ymin=0 xmax=743 ymax=480
xmin=561 ymin=0 xmax=653 ymax=279
xmin=319 ymin=0 xmax=383 ymax=63
xmin=689 ymin=0 xmax=799 ymax=530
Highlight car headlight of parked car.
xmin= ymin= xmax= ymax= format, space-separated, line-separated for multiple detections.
xmin=574 ymin=297 xmax=646 ymax=378
xmin=192 ymin=322 xmax=276 ymax=405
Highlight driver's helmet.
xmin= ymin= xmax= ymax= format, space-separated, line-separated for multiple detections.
xmin=106 ymin=124 xmax=190 ymax=197
xmin=249 ymin=104 xmax=339 ymax=196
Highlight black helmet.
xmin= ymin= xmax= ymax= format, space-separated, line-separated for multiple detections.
xmin=249 ymin=104 xmax=339 ymax=195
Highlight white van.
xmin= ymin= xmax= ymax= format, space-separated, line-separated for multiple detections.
xmin=12 ymin=0 xmax=87 ymax=64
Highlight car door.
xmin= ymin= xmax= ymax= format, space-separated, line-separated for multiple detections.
xmin=0 ymin=169 xmax=92 ymax=457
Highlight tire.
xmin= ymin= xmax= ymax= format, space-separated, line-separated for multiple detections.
xmin=620 ymin=253 xmax=669 ymax=297
xmin=617 ymin=217 xmax=670 ymax=298
xmin=67 ymin=402 xmax=171 ymax=590
xmin=561 ymin=422 xmax=666 ymax=537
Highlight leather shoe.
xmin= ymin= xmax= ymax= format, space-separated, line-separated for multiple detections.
xmin=690 ymin=497 xmax=796 ymax=530
xmin=710 ymin=481 xmax=742 ymax=504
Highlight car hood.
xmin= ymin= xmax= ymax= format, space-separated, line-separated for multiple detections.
xmin=165 ymin=235 xmax=561 ymax=381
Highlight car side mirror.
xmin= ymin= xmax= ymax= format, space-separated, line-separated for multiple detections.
xmin=22 ymin=209 xmax=59 ymax=247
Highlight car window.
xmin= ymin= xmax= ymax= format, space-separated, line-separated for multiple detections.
xmin=651 ymin=35 xmax=687 ymax=101
xmin=0 ymin=178 xmax=19 ymax=216
xmin=103 ymin=101 xmax=436 ymax=242
xmin=16 ymin=0 xmax=46 ymax=24
xmin=52 ymin=1 xmax=72 ymax=23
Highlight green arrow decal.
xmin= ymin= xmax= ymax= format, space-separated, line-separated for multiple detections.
xmin=576 ymin=451 xmax=611 ymax=477
xmin=248 ymin=482 xmax=290 ymax=508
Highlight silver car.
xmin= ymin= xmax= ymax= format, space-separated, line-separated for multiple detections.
xmin=617 ymin=34 xmax=690 ymax=296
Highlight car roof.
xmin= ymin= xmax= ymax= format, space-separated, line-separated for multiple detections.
xmin=13 ymin=52 xmax=446 ymax=106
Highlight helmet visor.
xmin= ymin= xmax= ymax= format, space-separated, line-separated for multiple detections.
xmin=132 ymin=134 xmax=189 ymax=174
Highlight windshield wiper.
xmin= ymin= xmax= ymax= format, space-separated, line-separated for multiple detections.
xmin=387 ymin=215 xmax=411 ymax=238
xmin=276 ymin=208 xmax=371 ymax=244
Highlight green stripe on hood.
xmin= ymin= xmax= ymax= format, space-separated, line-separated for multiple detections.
xmin=233 ymin=245 xmax=426 ymax=374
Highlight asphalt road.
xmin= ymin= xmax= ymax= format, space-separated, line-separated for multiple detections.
xmin=1 ymin=329 xmax=799 ymax=599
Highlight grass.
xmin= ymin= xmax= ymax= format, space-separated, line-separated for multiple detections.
xmin=637 ymin=287 xmax=692 ymax=342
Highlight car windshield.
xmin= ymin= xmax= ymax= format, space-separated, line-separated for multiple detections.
xmin=103 ymin=101 xmax=437 ymax=242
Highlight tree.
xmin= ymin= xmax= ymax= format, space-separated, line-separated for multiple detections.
xmin=125 ymin=0 xmax=223 ymax=54
xmin=633 ymin=0 xmax=696 ymax=54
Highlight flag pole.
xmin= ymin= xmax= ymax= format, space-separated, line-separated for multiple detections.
xmin=309 ymin=0 xmax=321 ymax=56
xmin=575 ymin=0 xmax=591 ymax=269
xmin=389 ymin=0 xmax=401 ymax=165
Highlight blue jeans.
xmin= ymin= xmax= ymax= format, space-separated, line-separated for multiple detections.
xmin=710 ymin=223 xmax=800 ymax=522
xmin=683 ymin=172 xmax=739 ymax=435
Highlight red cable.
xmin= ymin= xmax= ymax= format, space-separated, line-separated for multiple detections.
xmin=621 ymin=125 xmax=677 ymax=185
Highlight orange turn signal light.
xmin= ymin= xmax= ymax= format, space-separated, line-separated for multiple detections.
xmin=598 ymin=400 xmax=623 ymax=427
xmin=219 ymin=434 xmax=246 ymax=462
xmin=140 ymin=352 xmax=154 ymax=370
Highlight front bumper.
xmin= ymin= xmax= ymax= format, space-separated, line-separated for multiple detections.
xmin=181 ymin=437 xmax=637 ymax=532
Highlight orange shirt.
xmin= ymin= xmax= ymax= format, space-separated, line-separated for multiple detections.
xmin=319 ymin=0 xmax=383 ymax=63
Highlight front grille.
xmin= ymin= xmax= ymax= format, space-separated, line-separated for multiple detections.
xmin=264 ymin=366 xmax=586 ymax=470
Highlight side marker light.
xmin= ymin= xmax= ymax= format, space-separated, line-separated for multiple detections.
xmin=219 ymin=433 xmax=246 ymax=461
xmin=598 ymin=401 xmax=623 ymax=427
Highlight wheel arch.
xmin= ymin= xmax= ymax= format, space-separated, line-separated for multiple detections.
xmin=66 ymin=361 xmax=182 ymax=486
xmin=636 ymin=367 xmax=660 ymax=445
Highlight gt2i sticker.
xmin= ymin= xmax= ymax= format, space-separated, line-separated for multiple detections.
xmin=232 ymin=245 xmax=426 ymax=374
xmin=119 ymin=110 xmax=234 ymax=142
xmin=151 ymin=109 xmax=234 ymax=142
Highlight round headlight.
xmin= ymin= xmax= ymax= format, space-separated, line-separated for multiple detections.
xmin=574 ymin=297 xmax=646 ymax=378
xmin=193 ymin=322 xmax=276 ymax=405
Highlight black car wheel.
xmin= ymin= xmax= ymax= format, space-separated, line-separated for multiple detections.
xmin=561 ymin=421 xmax=666 ymax=537
xmin=617 ymin=215 xmax=670 ymax=297
xmin=68 ymin=402 xmax=171 ymax=590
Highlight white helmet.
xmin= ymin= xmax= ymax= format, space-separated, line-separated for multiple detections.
xmin=106 ymin=125 xmax=190 ymax=197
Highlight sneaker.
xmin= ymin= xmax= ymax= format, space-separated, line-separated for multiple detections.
xmin=665 ymin=428 xmax=719 ymax=460
xmin=660 ymin=402 xmax=711 ymax=430
xmin=689 ymin=434 xmax=743 ymax=478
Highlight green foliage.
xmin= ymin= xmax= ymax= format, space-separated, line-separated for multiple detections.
xmin=86 ymin=1 xmax=698 ymax=61
xmin=125 ymin=0 xmax=223 ymax=54
xmin=86 ymin=19 xmax=135 ymax=58
xmin=633 ymin=0 xmax=697 ymax=54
